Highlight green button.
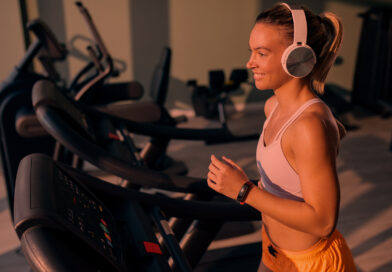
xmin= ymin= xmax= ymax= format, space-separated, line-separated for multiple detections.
xmin=100 ymin=222 xmax=110 ymax=234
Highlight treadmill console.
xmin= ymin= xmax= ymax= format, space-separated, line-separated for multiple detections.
xmin=55 ymin=166 xmax=121 ymax=263
xmin=14 ymin=154 xmax=124 ymax=270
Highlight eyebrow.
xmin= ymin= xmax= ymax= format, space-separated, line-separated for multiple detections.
xmin=252 ymin=46 xmax=272 ymax=52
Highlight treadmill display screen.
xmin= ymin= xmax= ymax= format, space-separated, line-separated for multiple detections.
xmin=54 ymin=168 xmax=122 ymax=265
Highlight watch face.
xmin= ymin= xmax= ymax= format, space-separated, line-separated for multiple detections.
xmin=237 ymin=182 xmax=252 ymax=202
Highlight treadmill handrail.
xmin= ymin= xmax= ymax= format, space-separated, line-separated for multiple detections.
xmin=32 ymin=80 xmax=215 ymax=196
xmin=33 ymin=80 xmax=243 ymax=143
xmin=59 ymin=158 xmax=260 ymax=221
xmin=35 ymin=106 xmax=214 ymax=195
xmin=14 ymin=154 xmax=260 ymax=223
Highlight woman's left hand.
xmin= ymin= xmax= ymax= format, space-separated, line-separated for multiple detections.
xmin=207 ymin=154 xmax=249 ymax=199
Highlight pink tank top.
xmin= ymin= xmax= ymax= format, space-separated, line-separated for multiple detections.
xmin=256 ymin=98 xmax=322 ymax=202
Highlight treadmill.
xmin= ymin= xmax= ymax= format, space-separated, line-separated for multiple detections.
xmin=14 ymin=153 xmax=261 ymax=271
xmin=31 ymin=79 xmax=263 ymax=269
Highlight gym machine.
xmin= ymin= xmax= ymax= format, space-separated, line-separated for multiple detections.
xmin=14 ymin=153 xmax=261 ymax=271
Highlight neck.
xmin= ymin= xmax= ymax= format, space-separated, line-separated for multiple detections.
xmin=273 ymin=78 xmax=316 ymax=115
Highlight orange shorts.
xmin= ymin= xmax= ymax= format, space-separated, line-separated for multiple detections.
xmin=261 ymin=225 xmax=357 ymax=272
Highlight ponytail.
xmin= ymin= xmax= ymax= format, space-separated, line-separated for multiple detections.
xmin=309 ymin=12 xmax=344 ymax=94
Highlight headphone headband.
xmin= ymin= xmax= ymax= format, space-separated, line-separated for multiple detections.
xmin=280 ymin=3 xmax=308 ymax=45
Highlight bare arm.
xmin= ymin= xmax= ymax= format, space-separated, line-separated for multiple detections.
xmin=207 ymin=115 xmax=340 ymax=237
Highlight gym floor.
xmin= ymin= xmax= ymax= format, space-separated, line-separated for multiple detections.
xmin=0 ymin=101 xmax=391 ymax=271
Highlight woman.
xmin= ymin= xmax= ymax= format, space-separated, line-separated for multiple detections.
xmin=207 ymin=3 xmax=357 ymax=271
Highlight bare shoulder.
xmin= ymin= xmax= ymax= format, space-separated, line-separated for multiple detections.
xmin=264 ymin=95 xmax=277 ymax=118
xmin=288 ymin=103 xmax=340 ymax=155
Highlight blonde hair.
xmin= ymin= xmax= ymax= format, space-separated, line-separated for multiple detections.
xmin=255 ymin=3 xmax=344 ymax=94
xmin=309 ymin=12 xmax=343 ymax=93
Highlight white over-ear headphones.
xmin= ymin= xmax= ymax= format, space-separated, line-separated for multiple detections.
xmin=280 ymin=3 xmax=316 ymax=78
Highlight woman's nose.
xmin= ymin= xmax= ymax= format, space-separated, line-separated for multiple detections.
xmin=246 ymin=53 xmax=255 ymax=69
xmin=246 ymin=53 xmax=256 ymax=69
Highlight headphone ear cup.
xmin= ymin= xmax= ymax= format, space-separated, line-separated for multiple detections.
xmin=281 ymin=44 xmax=316 ymax=78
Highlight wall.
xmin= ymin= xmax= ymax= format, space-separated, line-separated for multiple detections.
xmin=0 ymin=0 xmax=26 ymax=82
xmin=168 ymin=0 xmax=260 ymax=83
xmin=167 ymin=0 xmax=261 ymax=108
xmin=130 ymin=0 xmax=170 ymax=97
xmin=1 ymin=0 xmax=391 ymax=109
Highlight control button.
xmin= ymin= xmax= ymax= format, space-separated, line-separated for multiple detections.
xmin=104 ymin=232 xmax=112 ymax=242
xmin=100 ymin=218 xmax=107 ymax=227
xmin=143 ymin=241 xmax=162 ymax=255
xmin=100 ymin=223 xmax=109 ymax=234
xmin=99 ymin=205 xmax=103 ymax=212
xmin=107 ymin=239 xmax=113 ymax=248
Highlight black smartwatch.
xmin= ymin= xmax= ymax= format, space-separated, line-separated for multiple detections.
xmin=236 ymin=181 xmax=254 ymax=205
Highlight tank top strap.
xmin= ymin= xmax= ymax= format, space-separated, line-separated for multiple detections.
xmin=273 ymin=98 xmax=322 ymax=141
xmin=263 ymin=100 xmax=279 ymax=130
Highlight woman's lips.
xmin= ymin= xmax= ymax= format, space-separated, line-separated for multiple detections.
xmin=253 ymin=73 xmax=264 ymax=80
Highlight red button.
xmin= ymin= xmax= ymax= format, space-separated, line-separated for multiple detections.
xmin=108 ymin=132 xmax=120 ymax=141
xmin=143 ymin=241 xmax=162 ymax=255
xmin=104 ymin=232 xmax=112 ymax=242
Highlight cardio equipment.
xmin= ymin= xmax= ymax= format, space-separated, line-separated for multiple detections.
xmin=31 ymin=78 xmax=264 ymax=268
xmin=57 ymin=2 xmax=187 ymax=175
xmin=13 ymin=154 xmax=260 ymax=271
xmin=0 ymin=1 xmax=181 ymax=217
xmin=32 ymin=78 xmax=260 ymax=180
xmin=0 ymin=19 xmax=67 ymax=215
xmin=8 ymin=4 xmax=264 ymax=268
xmin=0 ymin=16 xmax=138 ymax=217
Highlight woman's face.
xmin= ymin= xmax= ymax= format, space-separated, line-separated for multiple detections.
xmin=246 ymin=23 xmax=291 ymax=91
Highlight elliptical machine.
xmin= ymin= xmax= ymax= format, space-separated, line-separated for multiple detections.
xmin=0 ymin=3 xmax=141 ymax=217
xmin=0 ymin=19 xmax=68 ymax=215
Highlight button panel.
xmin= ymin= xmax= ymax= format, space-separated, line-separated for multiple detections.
xmin=55 ymin=169 xmax=121 ymax=263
